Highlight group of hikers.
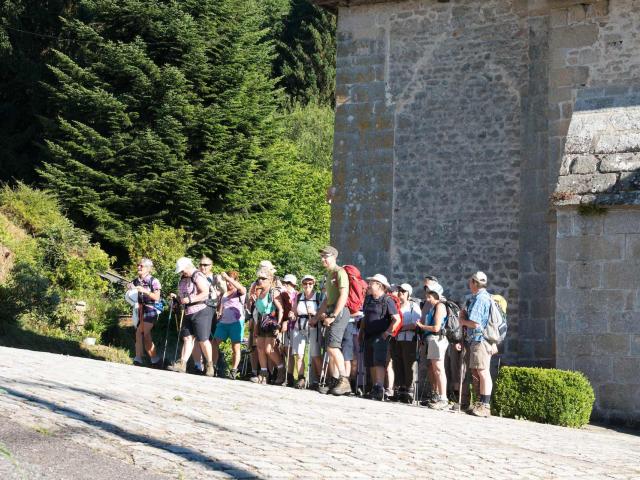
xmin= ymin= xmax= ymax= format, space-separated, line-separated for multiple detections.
xmin=126 ymin=245 xmax=507 ymax=418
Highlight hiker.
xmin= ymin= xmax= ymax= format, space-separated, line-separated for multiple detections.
xmin=167 ymin=257 xmax=215 ymax=376
xmin=211 ymin=271 xmax=246 ymax=379
xmin=130 ymin=258 xmax=162 ymax=368
xmin=251 ymin=266 xmax=286 ymax=385
xmin=415 ymin=281 xmax=449 ymax=409
xmin=315 ymin=246 xmax=352 ymax=395
xmin=279 ymin=274 xmax=298 ymax=385
xmin=359 ymin=274 xmax=401 ymax=401
xmin=301 ymin=275 xmax=324 ymax=389
xmin=190 ymin=256 xmax=226 ymax=374
xmin=392 ymin=283 xmax=421 ymax=403
xmin=459 ymin=271 xmax=497 ymax=417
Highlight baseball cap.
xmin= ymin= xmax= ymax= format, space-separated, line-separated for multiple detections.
xmin=301 ymin=275 xmax=316 ymax=283
xmin=398 ymin=283 xmax=413 ymax=296
xmin=471 ymin=271 xmax=488 ymax=285
xmin=366 ymin=274 xmax=390 ymax=290
xmin=175 ymin=257 xmax=194 ymax=273
xmin=283 ymin=274 xmax=297 ymax=286
xmin=319 ymin=245 xmax=339 ymax=257
xmin=425 ymin=281 xmax=444 ymax=299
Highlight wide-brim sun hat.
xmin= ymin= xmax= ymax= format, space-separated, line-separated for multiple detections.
xmin=426 ymin=281 xmax=444 ymax=299
xmin=366 ymin=274 xmax=390 ymax=290
xmin=175 ymin=256 xmax=194 ymax=273
xmin=301 ymin=275 xmax=316 ymax=283
xmin=125 ymin=288 xmax=138 ymax=306
xmin=283 ymin=274 xmax=297 ymax=286
xmin=399 ymin=283 xmax=413 ymax=296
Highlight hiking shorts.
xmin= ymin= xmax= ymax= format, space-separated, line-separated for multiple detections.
xmin=469 ymin=340 xmax=494 ymax=370
xmin=325 ymin=307 xmax=350 ymax=349
xmin=341 ymin=322 xmax=356 ymax=361
xmin=181 ymin=306 xmax=214 ymax=342
xmin=426 ymin=335 xmax=449 ymax=361
xmin=309 ymin=326 xmax=322 ymax=357
xmin=214 ymin=320 xmax=244 ymax=343
xmin=365 ymin=334 xmax=391 ymax=368
xmin=284 ymin=327 xmax=307 ymax=356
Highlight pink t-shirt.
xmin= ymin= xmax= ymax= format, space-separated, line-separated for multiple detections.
xmin=178 ymin=271 xmax=207 ymax=315
xmin=219 ymin=290 xmax=246 ymax=324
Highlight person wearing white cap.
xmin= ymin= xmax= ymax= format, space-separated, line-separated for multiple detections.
xmin=392 ymin=283 xmax=422 ymax=403
xmin=415 ymin=281 xmax=449 ymax=410
xmin=359 ymin=274 xmax=402 ymax=401
xmin=459 ymin=270 xmax=495 ymax=417
xmin=167 ymin=257 xmax=215 ymax=376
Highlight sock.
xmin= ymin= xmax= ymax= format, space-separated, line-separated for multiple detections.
xmin=194 ymin=361 xmax=203 ymax=370
xmin=133 ymin=356 xmax=142 ymax=363
xmin=277 ymin=364 xmax=284 ymax=369
xmin=480 ymin=394 xmax=491 ymax=405
xmin=151 ymin=356 xmax=159 ymax=364
xmin=252 ymin=369 xmax=257 ymax=375
xmin=260 ymin=368 xmax=268 ymax=375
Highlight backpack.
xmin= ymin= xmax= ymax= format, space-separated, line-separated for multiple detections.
xmin=440 ymin=299 xmax=462 ymax=343
xmin=134 ymin=275 xmax=165 ymax=313
xmin=336 ymin=265 xmax=368 ymax=315
xmin=483 ymin=295 xmax=508 ymax=344
xmin=379 ymin=294 xmax=403 ymax=337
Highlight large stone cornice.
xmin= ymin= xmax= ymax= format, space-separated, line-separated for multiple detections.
xmin=312 ymin=0 xmax=602 ymax=12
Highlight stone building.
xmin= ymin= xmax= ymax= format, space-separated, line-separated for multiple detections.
xmin=313 ymin=0 xmax=640 ymax=424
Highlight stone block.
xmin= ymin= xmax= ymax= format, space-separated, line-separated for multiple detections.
xmin=595 ymin=133 xmax=640 ymax=154
xmin=574 ymin=355 xmax=612 ymax=384
xmin=626 ymin=235 xmax=640 ymax=259
xmin=556 ymin=261 xmax=569 ymax=287
xmin=598 ymin=384 xmax=640 ymax=411
xmin=599 ymin=153 xmax=640 ymax=173
xmin=568 ymin=261 xmax=602 ymax=288
xmin=610 ymin=312 xmax=640 ymax=335
xmin=569 ymin=154 xmax=598 ymax=174
xmin=557 ymin=288 xmax=629 ymax=316
xmin=603 ymin=210 xmax=640 ymax=234
xmin=572 ymin=213 xmax=604 ymax=235
xmin=556 ymin=211 xmax=573 ymax=236
xmin=632 ymin=335 xmax=640 ymax=355
xmin=556 ymin=234 xmax=625 ymax=261
xmin=602 ymin=261 xmax=640 ymax=290
xmin=557 ymin=173 xmax=618 ymax=194
xmin=561 ymin=333 xmax=595 ymax=356
xmin=613 ymin=357 xmax=640 ymax=384
xmin=595 ymin=334 xmax=630 ymax=356
xmin=550 ymin=24 xmax=598 ymax=49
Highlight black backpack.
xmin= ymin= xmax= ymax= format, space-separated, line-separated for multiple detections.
xmin=440 ymin=299 xmax=462 ymax=343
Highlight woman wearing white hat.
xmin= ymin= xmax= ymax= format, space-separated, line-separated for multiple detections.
xmin=167 ymin=257 xmax=215 ymax=376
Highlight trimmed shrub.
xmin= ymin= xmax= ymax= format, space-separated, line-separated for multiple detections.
xmin=493 ymin=366 xmax=595 ymax=428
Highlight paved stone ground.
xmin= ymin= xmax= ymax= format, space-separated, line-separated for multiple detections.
xmin=0 ymin=346 xmax=639 ymax=479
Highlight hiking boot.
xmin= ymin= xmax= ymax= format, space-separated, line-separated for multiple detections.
xmin=295 ymin=377 xmax=306 ymax=389
xmin=167 ymin=359 xmax=187 ymax=373
xmin=275 ymin=367 xmax=286 ymax=385
xmin=385 ymin=388 xmax=397 ymax=402
xmin=228 ymin=368 xmax=238 ymax=380
xmin=286 ymin=373 xmax=295 ymax=387
xmin=449 ymin=402 xmax=471 ymax=412
xmin=318 ymin=377 xmax=337 ymax=394
xmin=371 ymin=384 xmax=384 ymax=401
xmin=470 ymin=403 xmax=492 ymax=418
xmin=133 ymin=359 xmax=144 ymax=367
xmin=309 ymin=382 xmax=319 ymax=391
xmin=330 ymin=376 xmax=352 ymax=396
xmin=249 ymin=374 xmax=260 ymax=383
xmin=204 ymin=362 xmax=215 ymax=377
xmin=428 ymin=398 xmax=450 ymax=410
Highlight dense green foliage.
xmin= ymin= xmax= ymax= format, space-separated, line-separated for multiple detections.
xmin=493 ymin=366 xmax=595 ymax=428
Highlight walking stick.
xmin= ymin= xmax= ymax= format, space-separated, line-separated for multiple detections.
xmin=458 ymin=341 xmax=466 ymax=412
xmin=285 ymin=329 xmax=291 ymax=384
xmin=413 ymin=334 xmax=420 ymax=406
xmin=173 ymin=306 xmax=185 ymax=362
xmin=319 ymin=326 xmax=329 ymax=387
xmin=161 ymin=298 xmax=174 ymax=366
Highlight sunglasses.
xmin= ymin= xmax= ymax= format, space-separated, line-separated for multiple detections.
xmin=257 ymin=277 xmax=269 ymax=281
xmin=137 ymin=264 xmax=144 ymax=268
xmin=302 ymin=281 xmax=314 ymax=286
xmin=200 ymin=263 xmax=212 ymax=267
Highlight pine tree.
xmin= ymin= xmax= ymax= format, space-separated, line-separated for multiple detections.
xmin=39 ymin=0 xmax=282 ymax=260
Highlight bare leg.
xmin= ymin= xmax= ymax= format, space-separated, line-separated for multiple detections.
xmin=142 ymin=322 xmax=157 ymax=358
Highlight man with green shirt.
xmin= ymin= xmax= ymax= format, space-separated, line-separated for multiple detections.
xmin=315 ymin=245 xmax=352 ymax=395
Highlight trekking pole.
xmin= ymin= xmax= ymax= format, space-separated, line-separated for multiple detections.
xmin=457 ymin=341 xmax=465 ymax=413
xmin=160 ymin=298 xmax=174 ymax=366
xmin=173 ymin=305 xmax=185 ymax=362
xmin=319 ymin=326 xmax=329 ymax=387
xmin=285 ymin=329 xmax=291 ymax=384
xmin=413 ymin=334 xmax=420 ymax=406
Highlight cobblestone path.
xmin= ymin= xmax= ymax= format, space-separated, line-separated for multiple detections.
xmin=0 ymin=347 xmax=639 ymax=479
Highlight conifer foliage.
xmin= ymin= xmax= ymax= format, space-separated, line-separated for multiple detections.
xmin=39 ymin=0 xmax=282 ymax=258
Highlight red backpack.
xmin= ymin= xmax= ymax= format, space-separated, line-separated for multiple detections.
xmin=388 ymin=294 xmax=404 ymax=337
xmin=336 ymin=265 xmax=368 ymax=315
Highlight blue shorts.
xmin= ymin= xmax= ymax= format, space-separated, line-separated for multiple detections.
xmin=214 ymin=321 xmax=244 ymax=343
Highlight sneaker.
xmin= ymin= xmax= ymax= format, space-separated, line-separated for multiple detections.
xmin=330 ymin=376 xmax=352 ymax=396
xmin=309 ymin=382 xmax=319 ymax=391
xmin=205 ymin=362 xmax=215 ymax=377
xmin=470 ymin=403 xmax=492 ymax=418
xmin=133 ymin=359 xmax=144 ymax=367
xmin=249 ymin=375 xmax=260 ymax=383
xmin=150 ymin=360 xmax=163 ymax=369
xmin=385 ymin=388 xmax=397 ymax=402
xmin=449 ymin=402 xmax=471 ymax=412
xmin=428 ymin=399 xmax=450 ymax=410
xmin=167 ymin=359 xmax=187 ymax=373
xmin=371 ymin=384 xmax=384 ymax=401
xmin=228 ymin=368 xmax=238 ymax=380
xmin=275 ymin=367 xmax=286 ymax=385
xmin=295 ymin=377 xmax=306 ymax=389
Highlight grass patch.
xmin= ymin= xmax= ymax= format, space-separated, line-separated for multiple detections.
xmin=173 ymin=396 xmax=183 ymax=402
xmin=33 ymin=426 xmax=52 ymax=436
xmin=0 ymin=442 xmax=12 ymax=459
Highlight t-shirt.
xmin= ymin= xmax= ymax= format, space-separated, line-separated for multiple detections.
xmin=132 ymin=275 xmax=161 ymax=313
xmin=424 ymin=303 xmax=448 ymax=338
xmin=397 ymin=301 xmax=421 ymax=342
xmin=326 ymin=266 xmax=348 ymax=309
xmin=362 ymin=294 xmax=398 ymax=338
xmin=296 ymin=292 xmax=321 ymax=330
xmin=179 ymin=271 xmax=208 ymax=315
xmin=219 ymin=290 xmax=246 ymax=324
xmin=466 ymin=288 xmax=492 ymax=343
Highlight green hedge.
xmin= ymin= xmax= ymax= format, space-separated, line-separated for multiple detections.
xmin=493 ymin=366 xmax=595 ymax=428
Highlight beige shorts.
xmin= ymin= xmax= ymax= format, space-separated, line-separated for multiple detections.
xmin=426 ymin=335 xmax=449 ymax=361
xmin=469 ymin=340 xmax=495 ymax=370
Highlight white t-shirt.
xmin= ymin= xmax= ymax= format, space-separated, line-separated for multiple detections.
xmin=397 ymin=301 xmax=422 ymax=342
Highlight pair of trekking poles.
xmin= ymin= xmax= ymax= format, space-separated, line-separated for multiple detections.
xmin=159 ymin=297 xmax=185 ymax=367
